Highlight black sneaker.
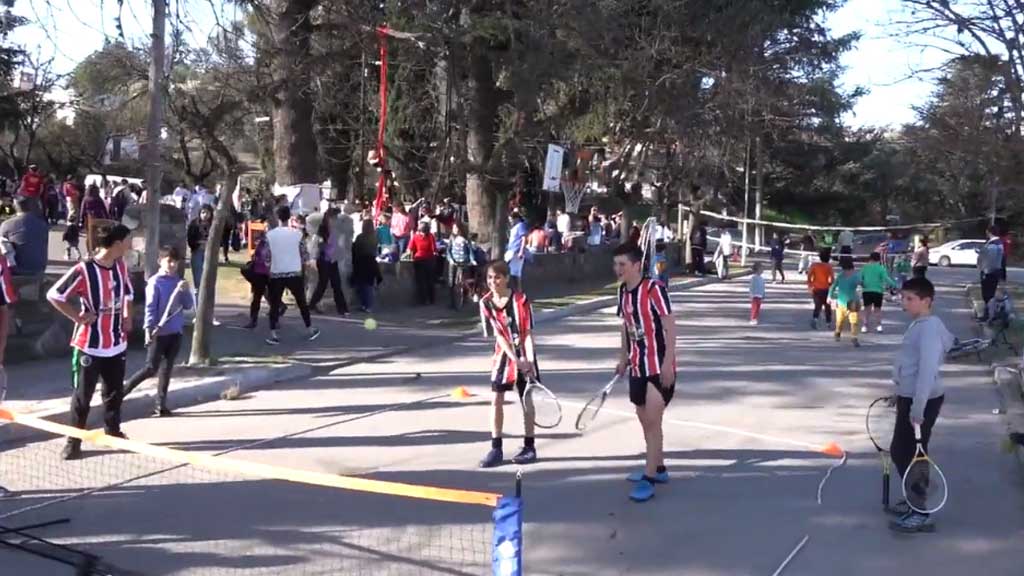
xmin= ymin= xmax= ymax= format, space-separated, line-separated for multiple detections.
xmin=307 ymin=328 xmax=321 ymax=342
xmin=511 ymin=446 xmax=537 ymax=465
xmin=479 ymin=448 xmax=503 ymax=468
xmin=242 ymin=321 xmax=257 ymax=330
xmin=106 ymin=429 xmax=129 ymax=440
xmin=153 ymin=407 xmax=174 ymax=418
xmin=61 ymin=441 xmax=82 ymax=461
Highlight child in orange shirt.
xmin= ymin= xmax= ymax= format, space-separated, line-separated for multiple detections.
xmin=807 ymin=248 xmax=835 ymax=330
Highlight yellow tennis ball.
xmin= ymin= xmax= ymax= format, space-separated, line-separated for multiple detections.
xmin=364 ymin=318 xmax=378 ymax=331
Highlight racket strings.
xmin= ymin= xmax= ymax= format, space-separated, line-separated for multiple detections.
xmin=903 ymin=457 xmax=947 ymax=513
xmin=524 ymin=386 xmax=562 ymax=429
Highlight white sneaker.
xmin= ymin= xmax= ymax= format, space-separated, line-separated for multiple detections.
xmin=749 ymin=319 xmax=759 ymax=326
xmin=876 ymin=325 xmax=884 ymax=333
xmin=861 ymin=325 xmax=868 ymax=333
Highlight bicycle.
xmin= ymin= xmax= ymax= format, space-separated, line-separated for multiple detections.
xmin=450 ymin=264 xmax=478 ymax=310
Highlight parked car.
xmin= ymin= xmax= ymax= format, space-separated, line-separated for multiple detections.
xmin=929 ymin=239 xmax=986 ymax=267
xmin=849 ymin=232 xmax=890 ymax=259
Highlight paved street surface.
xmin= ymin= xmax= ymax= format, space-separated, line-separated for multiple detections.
xmin=2 ymin=267 xmax=1023 ymax=575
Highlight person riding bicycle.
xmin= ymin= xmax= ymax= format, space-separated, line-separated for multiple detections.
xmin=448 ymin=221 xmax=478 ymax=306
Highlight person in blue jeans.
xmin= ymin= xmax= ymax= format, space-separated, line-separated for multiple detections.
xmin=186 ymin=205 xmax=213 ymax=293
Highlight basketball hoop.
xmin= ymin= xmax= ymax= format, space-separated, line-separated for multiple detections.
xmin=562 ymin=180 xmax=585 ymax=214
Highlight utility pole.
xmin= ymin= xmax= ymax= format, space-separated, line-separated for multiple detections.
xmin=754 ymin=134 xmax=764 ymax=249
xmin=142 ymin=0 xmax=167 ymax=276
xmin=742 ymin=136 xmax=751 ymax=267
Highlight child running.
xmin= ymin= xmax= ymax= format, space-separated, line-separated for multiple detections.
xmin=889 ymin=277 xmax=954 ymax=533
xmin=829 ymin=258 xmax=862 ymax=347
xmin=807 ymin=249 xmax=834 ymax=330
xmin=860 ymin=252 xmax=899 ymax=333
xmin=478 ymin=261 xmax=540 ymax=468
xmin=749 ymin=262 xmax=765 ymax=325
xmin=123 ymin=247 xmax=194 ymax=417
xmin=613 ymin=244 xmax=677 ymax=503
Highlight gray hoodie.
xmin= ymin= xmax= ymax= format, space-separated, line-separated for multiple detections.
xmin=892 ymin=315 xmax=955 ymax=420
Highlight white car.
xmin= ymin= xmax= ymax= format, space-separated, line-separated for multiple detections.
xmin=929 ymin=239 xmax=986 ymax=267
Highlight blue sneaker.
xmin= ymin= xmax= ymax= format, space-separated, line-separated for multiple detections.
xmin=888 ymin=511 xmax=935 ymax=533
xmin=478 ymin=448 xmax=503 ymax=469
xmin=629 ymin=479 xmax=655 ymax=502
xmin=626 ymin=470 xmax=669 ymax=484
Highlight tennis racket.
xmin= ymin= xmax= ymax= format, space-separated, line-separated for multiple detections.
xmin=574 ymin=374 xmax=621 ymax=432
xmin=866 ymin=395 xmax=896 ymax=510
xmin=521 ymin=378 xmax=562 ymax=429
xmin=901 ymin=422 xmax=948 ymax=514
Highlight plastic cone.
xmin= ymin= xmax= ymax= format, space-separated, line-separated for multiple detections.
xmin=451 ymin=386 xmax=474 ymax=399
xmin=0 ymin=408 xmax=11 ymax=422
xmin=820 ymin=442 xmax=844 ymax=458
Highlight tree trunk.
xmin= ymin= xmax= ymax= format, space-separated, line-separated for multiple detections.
xmin=270 ymin=0 xmax=319 ymax=188
xmin=189 ymin=168 xmax=239 ymax=366
xmin=462 ymin=34 xmax=500 ymax=257
xmin=142 ymin=0 xmax=167 ymax=277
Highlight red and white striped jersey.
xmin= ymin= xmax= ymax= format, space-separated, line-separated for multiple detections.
xmin=47 ymin=259 xmax=135 ymax=357
xmin=617 ymin=279 xmax=673 ymax=378
xmin=0 ymin=253 xmax=16 ymax=307
xmin=480 ymin=290 xmax=536 ymax=385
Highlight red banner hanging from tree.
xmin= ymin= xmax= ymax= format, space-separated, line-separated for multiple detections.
xmin=372 ymin=26 xmax=390 ymax=219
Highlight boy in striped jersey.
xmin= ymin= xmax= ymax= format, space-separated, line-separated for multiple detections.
xmin=613 ymin=243 xmax=677 ymax=502
xmin=0 ymin=251 xmax=16 ymax=497
xmin=48 ymin=224 xmax=135 ymax=460
xmin=478 ymin=261 xmax=539 ymax=468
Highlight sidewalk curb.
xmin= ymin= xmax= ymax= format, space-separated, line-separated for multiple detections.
xmin=0 ymin=363 xmax=312 ymax=444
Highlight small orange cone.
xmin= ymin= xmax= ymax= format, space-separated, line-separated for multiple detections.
xmin=451 ymin=386 xmax=474 ymax=399
xmin=820 ymin=442 xmax=844 ymax=458
xmin=0 ymin=408 xmax=12 ymax=422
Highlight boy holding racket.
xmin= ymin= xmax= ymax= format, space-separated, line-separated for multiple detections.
xmin=478 ymin=260 xmax=540 ymax=468
xmin=613 ymin=243 xmax=677 ymax=502
xmin=889 ymin=277 xmax=955 ymax=533
xmin=123 ymin=246 xmax=194 ymax=417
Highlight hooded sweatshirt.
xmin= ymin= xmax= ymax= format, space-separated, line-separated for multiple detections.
xmin=145 ymin=273 xmax=196 ymax=336
xmin=892 ymin=315 xmax=955 ymax=421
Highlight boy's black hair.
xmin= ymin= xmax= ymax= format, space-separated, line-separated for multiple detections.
xmin=818 ymin=248 xmax=831 ymax=262
xmin=159 ymin=245 xmax=182 ymax=262
xmin=840 ymin=256 xmax=855 ymax=270
xmin=98 ymin=224 xmax=131 ymax=248
xmin=901 ymin=277 xmax=935 ymax=301
xmin=613 ymin=242 xmax=644 ymax=264
xmin=275 ymin=204 xmax=291 ymax=223
xmin=869 ymin=251 xmax=881 ymax=262
xmin=488 ymin=260 xmax=510 ymax=278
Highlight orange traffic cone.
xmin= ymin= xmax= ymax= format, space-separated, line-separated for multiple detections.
xmin=451 ymin=386 xmax=474 ymax=399
xmin=820 ymin=441 xmax=844 ymax=458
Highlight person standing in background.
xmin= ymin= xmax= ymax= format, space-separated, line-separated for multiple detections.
xmin=837 ymin=228 xmax=855 ymax=256
xmin=352 ymin=219 xmax=383 ymax=313
xmin=390 ymin=199 xmax=413 ymax=256
xmin=978 ymin=226 xmax=1005 ymax=318
xmin=690 ymin=221 xmax=707 ymax=276
xmin=505 ymin=211 xmax=529 ymax=292
xmin=62 ymin=175 xmax=81 ymax=224
xmin=406 ymin=221 xmax=438 ymax=305
xmin=912 ymin=237 xmax=930 ymax=279
xmin=17 ymin=165 xmax=44 ymax=202
xmin=309 ymin=209 xmax=349 ymax=316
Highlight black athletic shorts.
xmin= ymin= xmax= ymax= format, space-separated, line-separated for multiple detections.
xmin=862 ymin=291 xmax=884 ymax=309
xmin=629 ymin=375 xmax=674 ymax=407
xmin=492 ymin=372 xmax=528 ymax=398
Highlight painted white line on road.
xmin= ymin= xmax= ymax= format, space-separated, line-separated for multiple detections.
xmin=771 ymin=534 xmax=809 ymax=576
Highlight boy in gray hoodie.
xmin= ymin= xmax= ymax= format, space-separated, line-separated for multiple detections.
xmin=889 ymin=276 xmax=955 ymax=533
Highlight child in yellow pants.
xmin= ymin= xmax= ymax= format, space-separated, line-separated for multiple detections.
xmin=829 ymin=257 xmax=863 ymax=347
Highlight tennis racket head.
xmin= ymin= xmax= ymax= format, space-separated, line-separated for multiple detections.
xmin=902 ymin=454 xmax=947 ymax=514
xmin=866 ymin=396 xmax=896 ymax=453
xmin=522 ymin=381 xmax=562 ymax=429
xmin=574 ymin=374 xmax=620 ymax=432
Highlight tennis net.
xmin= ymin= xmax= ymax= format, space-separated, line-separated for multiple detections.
xmin=0 ymin=409 xmax=521 ymax=575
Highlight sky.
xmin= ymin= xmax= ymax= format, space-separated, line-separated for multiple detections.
xmin=10 ymin=0 xmax=950 ymax=129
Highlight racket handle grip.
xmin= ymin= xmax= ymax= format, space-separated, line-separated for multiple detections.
xmin=913 ymin=422 xmax=922 ymax=441
xmin=883 ymin=475 xmax=890 ymax=509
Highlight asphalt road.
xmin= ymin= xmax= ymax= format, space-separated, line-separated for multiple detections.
xmin=1 ymin=266 xmax=1022 ymax=575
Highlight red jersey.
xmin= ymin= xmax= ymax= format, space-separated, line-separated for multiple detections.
xmin=480 ymin=290 xmax=536 ymax=385
xmin=62 ymin=181 xmax=79 ymax=201
xmin=19 ymin=172 xmax=44 ymax=198
xmin=47 ymin=259 xmax=135 ymax=357
xmin=408 ymin=232 xmax=437 ymax=261
xmin=0 ymin=253 xmax=17 ymax=307
xmin=617 ymin=279 xmax=673 ymax=378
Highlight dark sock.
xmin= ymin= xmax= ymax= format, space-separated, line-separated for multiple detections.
xmin=491 ymin=437 xmax=502 ymax=450
xmin=656 ymin=465 xmax=667 ymax=474
xmin=524 ymin=437 xmax=535 ymax=448
xmin=642 ymin=475 xmax=657 ymax=484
